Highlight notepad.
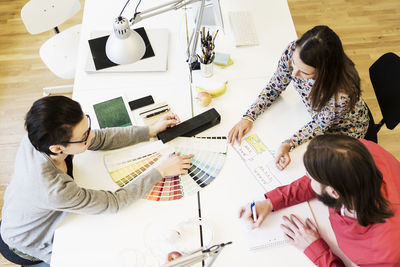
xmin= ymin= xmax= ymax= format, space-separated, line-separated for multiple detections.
xmin=213 ymin=52 xmax=230 ymax=65
xmin=233 ymin=134 xmax=295 ymax=192
xmin=241 ymin=202 xmax=315 ymax=250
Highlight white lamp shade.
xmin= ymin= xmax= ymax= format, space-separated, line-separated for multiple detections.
xmin=105 ymin=17 xmax=146 ymax=65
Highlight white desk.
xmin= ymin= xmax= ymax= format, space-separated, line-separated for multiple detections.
xmin=51 ymin=0 xmax=356 ymax=266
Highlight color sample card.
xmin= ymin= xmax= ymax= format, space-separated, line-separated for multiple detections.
xmin=104 ymin=141 xmax=172 ymax=186
xmin=145 ymin=136 xmax=227 ymax=201
xmin=108 ymin=152 xmax=161 ymax=187
xmin=233 ymin=134 xmax=293 ymax=192
xmin=146 ymin=176 xmax=183 ymax=201
xmin=93 ymin=96 xmax=133 ymax=128
xmin=103 ymin=137 xmax=228 ymax=201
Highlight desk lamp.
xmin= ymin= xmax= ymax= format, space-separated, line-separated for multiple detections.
xmin=106 ymin=0 xmax=206 ymax=67
xmin=161 ymin=242 xmax=232 ymax=267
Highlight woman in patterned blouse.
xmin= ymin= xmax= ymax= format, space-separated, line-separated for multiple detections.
xmin=228 ymin=25 xmax=369 ymax=170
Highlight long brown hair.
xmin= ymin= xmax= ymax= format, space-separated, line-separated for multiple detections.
xmin=296 ymin=26 xmax=361 ymax=112
xmin=303 ymin=135 xmax=394 ymax=226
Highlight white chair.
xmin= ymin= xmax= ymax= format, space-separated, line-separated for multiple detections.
xmin=21 ymin=0 xmax=82 ymax=95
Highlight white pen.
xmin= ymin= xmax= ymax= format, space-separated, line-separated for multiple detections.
xmin=251 ymin=201 xmax=257 ymax=222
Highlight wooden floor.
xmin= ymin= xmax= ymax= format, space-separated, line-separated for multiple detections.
xmin=0 ymin=0 xmax=399 ymax=265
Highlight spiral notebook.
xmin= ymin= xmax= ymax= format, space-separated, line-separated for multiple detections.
xmin=242 ymin=202 xmax=315 ymax=250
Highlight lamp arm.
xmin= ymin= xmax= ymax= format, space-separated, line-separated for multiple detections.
xmin=130 ymin=0 xmax=201 ymax=24
xmin=161 ymin=242 xmax=232 ymax=267
xmin=187 ymin=0 xmax=205 ymax=64
xmin=107 ymin=0 xmax=205 ymax=65
xmin=127 ymin=0 xmax=205 ymax=66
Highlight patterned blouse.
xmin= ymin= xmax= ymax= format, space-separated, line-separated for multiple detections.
xmin=244 ymin=41 xmax=369 ymax=149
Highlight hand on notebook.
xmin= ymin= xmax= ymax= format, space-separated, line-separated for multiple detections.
xmin=238 ymin=199 xmax=273 ymax=229
xmin=280 ymin=214 xmax=320 ymax=251
xmin=149 ymin=113 xmax=181 ymax=138
xmin=228 ymin=118 xmax=253 ymax=145
xmin=156 ymin=153 xmax=194 ymax=177
xmin=275 ymin=143 xmax=291 ymax=170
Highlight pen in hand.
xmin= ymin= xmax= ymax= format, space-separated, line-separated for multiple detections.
xmin=251 ymin=201 xmax=257 ymax=222
xmin=145 ymin=108 xmax=170 ymax=118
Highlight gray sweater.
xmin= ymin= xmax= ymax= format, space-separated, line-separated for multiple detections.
xmin=1 ymin=126 xmax=162 ymax=263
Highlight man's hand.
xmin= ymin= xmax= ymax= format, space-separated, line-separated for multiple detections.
xmin=149 ymin=113 xmax=180 ymax=138
xmin=156 ymin=153 xmax=194 ymax=177
xmin=238 ymin=199 xmax=273 ymax=229
xmin=280 ymin=214 xmax=320 ymax=251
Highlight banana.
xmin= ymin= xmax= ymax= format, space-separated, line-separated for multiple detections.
xmin=196 ymin=81 xmax=228 ymax=98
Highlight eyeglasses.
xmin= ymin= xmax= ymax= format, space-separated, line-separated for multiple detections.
xmin=62 ymin=115 xmax=91 ymax=145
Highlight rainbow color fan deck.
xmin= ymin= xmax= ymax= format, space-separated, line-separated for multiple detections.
xmin=104 ymin=136 xmax=228 ymax=201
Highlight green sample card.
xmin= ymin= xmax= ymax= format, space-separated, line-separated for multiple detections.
xmin=93 ymin=96 xmax=132 ymax=128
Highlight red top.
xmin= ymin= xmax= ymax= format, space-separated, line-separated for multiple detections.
xmin=265 ymin=139 xmax=400 ymax=266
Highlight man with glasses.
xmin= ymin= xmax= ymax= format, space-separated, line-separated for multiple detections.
xmin=63 ymin=114 xmax=91 ymax=145
xmin=0 ymin=96 xmax=193 ymax=266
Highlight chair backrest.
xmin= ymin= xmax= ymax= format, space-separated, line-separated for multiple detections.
xmin=369 ymin=52 xmax=400 ymax=130
xmin=21 ymin=0 xmax=81 ymax=34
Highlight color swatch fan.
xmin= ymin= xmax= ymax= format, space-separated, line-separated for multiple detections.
xmin=103 ymin=137 xmax=228 ymax=201
xmin=149 ymin=136 xmax=228 ymax=201
xmin=104 ymin=141 xmax=172 ymax=187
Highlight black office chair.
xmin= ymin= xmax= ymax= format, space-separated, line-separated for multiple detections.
xmin=364 ymin=52 xmax=400 ymax=143
xmin=0 ymin=221 xmax=43 ymax=266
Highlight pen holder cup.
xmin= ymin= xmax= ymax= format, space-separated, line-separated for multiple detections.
xmin=200 ymin=62 xmax=213 ymax=78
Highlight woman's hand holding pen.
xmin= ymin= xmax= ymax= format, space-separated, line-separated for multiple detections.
xmin=228 ymin=118 xmax=253 ymax=145
xmin=156 ymin=153 xmax=194 ymax=177
xmin=275 ymin=143 xmax=291 ymax=170
xmin=238 ymin=199 xmax=273 ymax=229
xmin=149 ymin=113 xmax=180 ymax=138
